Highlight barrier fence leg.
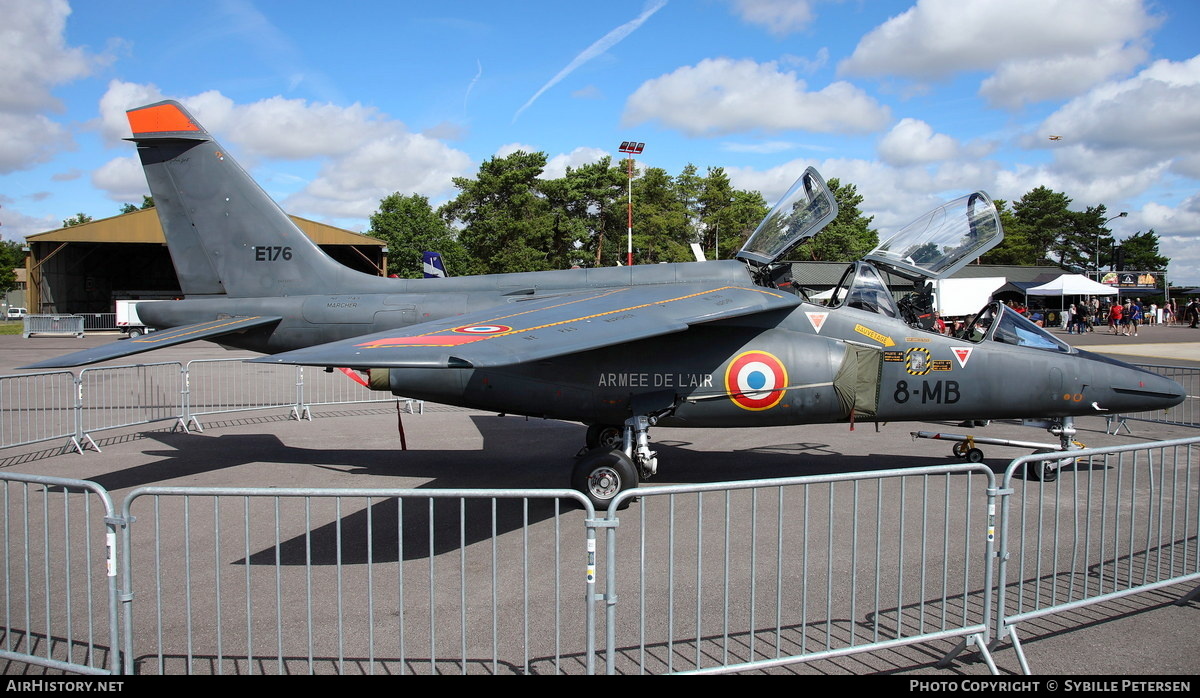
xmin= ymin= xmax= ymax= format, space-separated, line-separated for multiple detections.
xmin=1006 ymin=626 xmax=1032 ymax=676
xmin=293 ymin=366 xmax=311 ymax=421
xmin=67 ymin=374 xmax=100 ymax=454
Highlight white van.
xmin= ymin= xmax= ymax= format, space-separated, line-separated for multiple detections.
xmin=6 ymin=307 xmax=27 ymax=320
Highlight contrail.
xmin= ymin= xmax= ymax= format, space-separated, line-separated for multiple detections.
xmin=464 ymin=59 xmax=483 ymax=116
xmin=513 ymin=0 xmax=667 ymax=123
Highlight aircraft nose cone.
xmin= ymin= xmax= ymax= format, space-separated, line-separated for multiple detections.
xmin=1099 ymin=364 xmax=1187 ymax=413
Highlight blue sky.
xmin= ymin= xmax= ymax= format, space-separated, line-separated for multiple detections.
xmin=3 ymin=0 xmax=1199 ymax=284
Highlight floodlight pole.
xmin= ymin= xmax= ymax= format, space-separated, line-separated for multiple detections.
xmin=618 ymin=141 xmax=644 ymax=267
xmin=1098 ymin=211 xmax=1127 ymax=280
xmin=626 ymin=155 xmax=634 ymax=267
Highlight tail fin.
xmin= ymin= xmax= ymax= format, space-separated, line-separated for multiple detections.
xmin=127 ymin=100 xmax=363 ymax=298
xmin=422 ymin=251 xmax=449 ymax=278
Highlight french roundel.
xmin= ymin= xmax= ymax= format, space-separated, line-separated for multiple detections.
xmin=453 ymin=324 xmax=512 ymax=335
xmin=725 ymin=351 xmax=788 ymax=411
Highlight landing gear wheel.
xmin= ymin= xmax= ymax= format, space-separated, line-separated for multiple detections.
xmin=1028 ymin=449 xmax=1061 ymax=483
xmin=571 ymin=448 xmax=638 ymax=511
xmin=965 ymin=448 xmax=985 ymax=463
xmin=952 ymin=442 xmax=968 ymax=458
xmin=585 ymin=424 xmax=624 ymax=451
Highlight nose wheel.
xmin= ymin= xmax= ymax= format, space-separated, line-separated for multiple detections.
xmin=571 ymin=448 xmax=638 ymax=511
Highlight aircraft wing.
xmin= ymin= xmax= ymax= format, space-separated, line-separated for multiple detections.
xmin=252 ymin=284 xmax=799 ymax=369
xmin=21 ymin=316 xmax=284 ymax=370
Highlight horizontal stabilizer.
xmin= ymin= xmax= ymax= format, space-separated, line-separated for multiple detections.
xmin=21 ymin=316 xmax=282 ymax=370
xmin=251 ymin=283 xmax=799 ymax=370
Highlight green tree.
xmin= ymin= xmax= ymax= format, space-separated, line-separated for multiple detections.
xmin=790 ymin=178 xmax=876 ymax=262
xmin=629 ymin=166 xmax=691 ymax=265
xmin=1062 ymin=205 xmax=1114 ymax=272
xmin=979 ymin=199 xmax=1034 ymax=264
xmin=0 ymin=240 xmax=25 ymax=294
xmin=440 ymin=151 xmax=554 ymax=275
xmin=1116 ymin=230 xmax=1169 ymax=272
xmin=369 ymin=193 xmax=467 ymax=278
xmin=61 ymin=212 xmax=92 ymax=227
xmin=557 ymin=157 xmax=625 ymax=267
xmin=120 ymin=196 xmax=155 ymax=214
xmin=1011 ymin=186 xmax=1073 ymax=266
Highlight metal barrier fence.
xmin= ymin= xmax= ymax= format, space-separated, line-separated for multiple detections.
xmin=0 ymin=371 xmax=78 ymax=451
xmin=2 ymin=439 xmax=1199 ymax=674
xmin=1108 ymin=364 xmax=1199 ymax=431
xmin=0 ymin=472 xmax=122 ymax=674
xmin=23 ymin=315 xmax=85 ymax=339
xmin=994 ymin=437 xmax=1200 ymax=674
xmin=297 ymin=366 xmax=422 ymax=416
xmin=0 ymin=360 xmax=420 ymax=454
xmin=79 ymin=314 xmax=117 ymax=332
xmin=184 ymin=359 xmax=304 ymax=430
xmin=603 ymin=466 xmax=999 ymax=674
xmin=118 ymin=487 xmax=595 ymax=675
xmin=79 ymin=362 xmax=187 ymax=442
xmin=184 ymin=359 xmax=416 ymax=431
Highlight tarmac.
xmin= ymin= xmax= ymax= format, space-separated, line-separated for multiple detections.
xmin=0 ymin=327 xmax=1196 ymax=676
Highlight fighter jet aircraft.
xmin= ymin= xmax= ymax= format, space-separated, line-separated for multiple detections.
xmin=28 ymin=100 xmax=1186 ymax=508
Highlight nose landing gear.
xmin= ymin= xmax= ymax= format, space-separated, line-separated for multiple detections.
xmin=573 ymin=413 xmax=664 ymax=510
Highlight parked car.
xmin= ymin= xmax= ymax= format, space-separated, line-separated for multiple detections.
xmin=6 ymin=307 xmax=27 ymax=320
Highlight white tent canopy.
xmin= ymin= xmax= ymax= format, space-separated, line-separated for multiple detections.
xmin=1026 ymin=274 xmax=1117 ymax=296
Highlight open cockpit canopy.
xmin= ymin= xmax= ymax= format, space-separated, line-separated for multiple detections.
xmin=866 ymin=191 xmax=1003 ymax=280
xmin=737 ymin=167 xmax=838 ymax=266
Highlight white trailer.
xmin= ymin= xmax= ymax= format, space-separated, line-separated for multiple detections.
xmin=115 ymin=299 xmax=163 ymax=337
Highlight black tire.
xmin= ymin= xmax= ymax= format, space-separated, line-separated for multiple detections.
xmin=585 ymin=423 xmax=624 ymax=451
xmin=128 ymin=328 xmax=142 ymax=338
xmin=965 ymin=448 xmax=985 ymax=463
xmin=571 ymin=448 xmax=638 ymax=511
xmin=1028 ymin=450 xmax=1060 ymax=483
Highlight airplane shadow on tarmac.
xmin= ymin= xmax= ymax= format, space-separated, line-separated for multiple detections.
xmin=82 ymin=415 xmax=1005 ymax=565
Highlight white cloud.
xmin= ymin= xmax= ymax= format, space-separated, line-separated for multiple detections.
xmin=0 ymin=206 xmax=58 ymax=243
xmin=623 ymin=58 xmax=890 ymax=136
xmin=0 ymin=0 xmax=94 ymax=113
xmin=0 ymin=112 xmax=73 ymax=173
xmin=0 ymin=0 xmax=110 ymax=173
xmin=1039 ymin=56 xmax=1200 ymax=153
xmin=979 ymin=44 xmax=1147 ymax=109
xmin=227 ymin=98 xmax=397 ymax=159
xmin=284 ymin=133 xmax=472 ymax=219
xmin=495 ymin=143 xmax=540 ymax=159
xmin=91 ymin=156 xmax=149 ymax=204
xmin=545 ymin=147 xmax=609 ymax=180
xmin=839 ymin=0 xmax=1160 ymax=107
xmin=93 ymin=82 xmax=474 ymax=221
xmin=731 ymin=0 xmax=817 ymax=37
xmin=878 ymin=118 xmax=960 ymax=166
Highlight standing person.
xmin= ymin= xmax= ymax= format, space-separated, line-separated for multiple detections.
xmin=1067 ymin=303 xmax=1078 ymax=334
xmin=1188 ymin=298 xmax=1200 ymax=329
xmin=1108 ymin=300 xmax=1123 ymax=334
xmin=1129 ymin=298 xmax=1142 ymax=337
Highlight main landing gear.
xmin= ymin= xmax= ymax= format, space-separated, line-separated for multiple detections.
xmin=573 ymin=415 xmax=662 ymax=511
xmin=911 ymin=416 xmax=1084 ymax=483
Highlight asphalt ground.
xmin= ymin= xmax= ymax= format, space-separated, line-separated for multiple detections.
xmin=0 ymin=329 xmax=1197 ymax=676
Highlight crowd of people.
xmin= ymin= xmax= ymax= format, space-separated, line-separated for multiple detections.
xmin=930 ymin=297 xmax=1200 ymax=339
xmin=1060 ymin=297 xmax=1200 ymax=334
